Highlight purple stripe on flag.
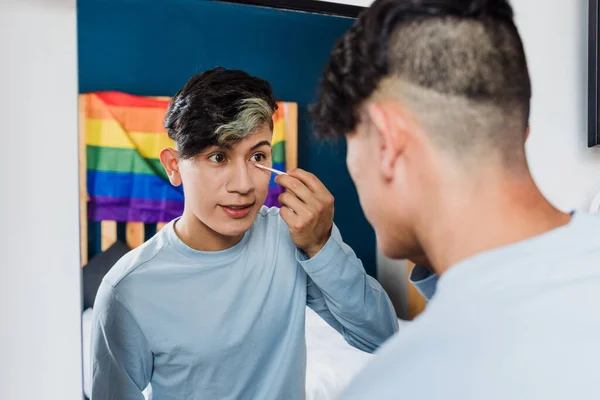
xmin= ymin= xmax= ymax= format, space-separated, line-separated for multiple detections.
xmin=91 ymin=188 xmax=285 ymax=223
xmin=264 ymin=186 xmax=284 ymax=208
xmin=89 ymin=196 xmax=184 ymax=223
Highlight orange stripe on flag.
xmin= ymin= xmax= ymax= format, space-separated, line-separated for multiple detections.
xmin=87 ymin=104 xmax=169 ymax=134
xmin=273 ymin=103 xmax=285 ymax=123
xmin=110 ymin=105 xmax=169 ymax=134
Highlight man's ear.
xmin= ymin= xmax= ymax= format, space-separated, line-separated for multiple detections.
xmin=366 ymin=100 xmax=409 ymax=181
xmin=525 ymin=125 xmax=531 ymax=142
xmin=159 ymin=148 xmax=182 ymax=186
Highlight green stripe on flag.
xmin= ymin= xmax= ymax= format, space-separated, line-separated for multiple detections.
xmin=272 ymin=141 xmax=286 ymax=164
xmin=87 ymin=145 xmax=168 ymax=181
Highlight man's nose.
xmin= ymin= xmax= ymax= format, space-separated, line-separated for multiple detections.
xmin=226 ymin=160 xmax=255 ymax=195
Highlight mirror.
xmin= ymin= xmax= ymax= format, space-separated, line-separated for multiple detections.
xmin=76 ymin=1 xmax=408 ymax=399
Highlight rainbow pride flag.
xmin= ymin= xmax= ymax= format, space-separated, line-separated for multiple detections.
xmin=82 ymin=91 xmax=289 ymax=223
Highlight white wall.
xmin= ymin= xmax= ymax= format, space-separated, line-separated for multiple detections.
xmin=0 ymin=1 xmax=83 ymax=399
xmin=517 ymin=0 xmax=600 ymax=211
xmin=378 ymin=0 xmax=600 ymax=318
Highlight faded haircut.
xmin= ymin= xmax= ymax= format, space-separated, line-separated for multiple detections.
xmin=164 ymin=67 xmax=278 ymax=159
xmin=311 ymin=0 xmax=531 ymax=165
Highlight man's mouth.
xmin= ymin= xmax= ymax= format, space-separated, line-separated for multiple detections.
xmin=222 ymin=203 xmax=254 ymax=210
xmin=220 ymin=203 xmax=255 ymax=219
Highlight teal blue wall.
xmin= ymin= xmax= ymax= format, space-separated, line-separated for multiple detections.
xmin=78 ymin=0 xmax=377 ymax=277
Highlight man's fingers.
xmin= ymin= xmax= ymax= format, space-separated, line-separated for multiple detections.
xmin=279 ymin=205 xmax=298 ymax=226
xmin=275 ymin=169 xmax=335 ymax=214
xmin=278 ymin=191 xmax=310 ymax=218
xmin=279 ymin=198 xmax=315 ymax=234
xmin=286 ymin=168 xmax=334 ymax=206
xmin=275 ymin=174 xmax=317 ymax=207
xmin=287 ymin=168 xmax=328 ymax=195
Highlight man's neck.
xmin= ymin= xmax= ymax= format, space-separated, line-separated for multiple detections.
xmin=174 ymin=210 xmax=244 ymax=252
xmin=417 ymin=172 xmax=571 ymax=275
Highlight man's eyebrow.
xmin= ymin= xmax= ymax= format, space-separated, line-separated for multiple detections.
xmin=205 ymin=144 xmax=232 ymax=152
xmin=250 ymin=140 xmax=272 ymax=151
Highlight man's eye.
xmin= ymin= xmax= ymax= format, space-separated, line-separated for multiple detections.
xmin=208 ymin=153 xmax=226 ymax=163
xmin=250 ymin=153 xmax=266 ymax=163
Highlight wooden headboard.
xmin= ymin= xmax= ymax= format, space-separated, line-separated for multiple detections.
xmin=78 ymin=96 xmax=298 ymax=265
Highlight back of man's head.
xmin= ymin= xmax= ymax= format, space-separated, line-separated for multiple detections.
xmin=312 ymin=0 xmax=531 ymax=168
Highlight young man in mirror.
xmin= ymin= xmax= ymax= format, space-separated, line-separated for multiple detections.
xmin=90 ymin=67 xmax=398 ymax=400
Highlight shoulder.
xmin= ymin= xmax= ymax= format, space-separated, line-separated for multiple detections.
xmin=532 ymin=212 xmax=600 ymax=264
xmin=101 ymin=232 xmax=169 ymax=290
xmin=571 ymin=212 xmax=600 ymax=238
xmin=341 ymin=314 xmax=447 ymax=399
xmin=94 ymin=234 xmax=168 ymax=321
xmin=341 ymin=331 xmax=422 ymax=398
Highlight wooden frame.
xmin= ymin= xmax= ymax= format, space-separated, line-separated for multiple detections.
xmin=214 ymin=0 xmax=364 ymax=18
xmin=79 ymin=96 xmax=298 ymax=265
xmin=284 ymin=103 xmax=298 ymax=171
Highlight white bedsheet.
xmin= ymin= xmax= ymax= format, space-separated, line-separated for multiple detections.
xmin=304 ymin=307 xmax=373 ymax=399
xmin=82 ymin=307 xmax=406 ymax=399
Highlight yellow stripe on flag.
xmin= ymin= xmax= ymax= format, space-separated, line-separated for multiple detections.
xmin=272 ymin=115 xmax=286 ymax=146
xmin=85 ymin=119 xmax=175 ymax=159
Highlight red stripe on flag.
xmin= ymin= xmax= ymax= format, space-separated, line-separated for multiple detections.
xmin=92 ymin=91 xmax=171 ymax=109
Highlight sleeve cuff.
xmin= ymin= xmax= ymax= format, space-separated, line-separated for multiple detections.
xmin=409 ymin=264 xmax=438 ymax=301
xmin=295 ymin=234 xmax=344 ymax=273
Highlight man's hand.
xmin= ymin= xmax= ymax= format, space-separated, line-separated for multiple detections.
xmin=408 ymin=254 xmax=435 ymax=273
xmin=275 ymin=168 xmax=334 ymax=258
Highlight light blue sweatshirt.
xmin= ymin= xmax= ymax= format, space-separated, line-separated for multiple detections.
xmin=91 ymin=206 xmax=399 ymax=400
xmin=342 ymin=212 xmax=600 ymax=399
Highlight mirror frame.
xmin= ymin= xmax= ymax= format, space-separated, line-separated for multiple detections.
xmin=588 ymin=0 xmax=600 ymax=147
xmin=215 ymin=0 xmax=365 ymax=18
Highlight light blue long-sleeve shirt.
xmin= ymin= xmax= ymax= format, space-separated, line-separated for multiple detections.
xmin=91 ymin=206 xmax=398 ymax=400
xmin=409 ymin=263 xmax=438 ymax=301
xmin=342 ymin=212 xmax=600 ymax=399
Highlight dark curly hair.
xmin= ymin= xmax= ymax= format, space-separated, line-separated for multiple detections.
xmin=311 ymin=0 xmax=530 ymax=145
xmin=165 ymin=67 xmax=278 ymax=159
